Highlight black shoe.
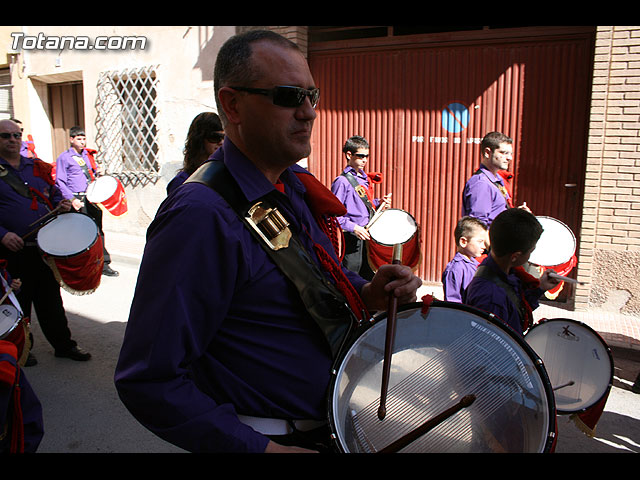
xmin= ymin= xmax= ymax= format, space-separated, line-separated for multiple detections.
xmin=102 ymin=266 xmax=119 ymax=277
xmin=55 ymin=346 xmax=92 ymax=361
xmin=24 ymin=352 xmax=38 ymax=367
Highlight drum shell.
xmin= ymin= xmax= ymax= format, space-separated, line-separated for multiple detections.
xmin=86 ymin=175 xmax=128 ymax=217
xmin=530 ymin=216 xmax=576 ymax=269
xmin=327 ymin=301 xmax=557 ymax=453
xmin=36 ymin=213 xmax=104 ymax=294
xmin=525 ymin=318 xmax=613 ymax=415
xmin=366 ymin=209 xmax=421 ymax=272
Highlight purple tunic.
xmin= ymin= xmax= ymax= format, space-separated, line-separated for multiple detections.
xmin=115 ymin=139 xmax=367 ymax=453
xmin=54 ymin=147 xmax=97 ymax=199
xmin=465 ymin=255 xmax=543 ymax=336
xmin=331 ymin=166 xmax=379 ymax=232
xmin=0 ymin=156 xmax=64 ymax=239
xmin=461 ymin=164 xmax=510 ymax=226
xmin=441 ymin=252 xmax=479 ymax=303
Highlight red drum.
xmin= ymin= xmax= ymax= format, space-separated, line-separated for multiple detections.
xmin=525 ymin=319 xmax=613 ymax=415
xmin=86 ymin=175 xmax=128 ymax=217
xmin=0 ymin=304 xmax=21 ymax=341
xmin=0 ymin=304 xmax=30 ymax=365
xmin=366 ymin=209 xmax=421 ymax=272
xmin=37 ymin=213 xmax=104 ymax=295
xmin=529 ymin=216 xmax=578 ymax=299
xmin=328 ymin=301 xmax=557 ymax=453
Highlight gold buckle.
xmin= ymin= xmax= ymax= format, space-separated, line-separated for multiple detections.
xmin=246 ymin=202 xmax=291 ymax=250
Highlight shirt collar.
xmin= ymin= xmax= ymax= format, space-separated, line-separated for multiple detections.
xmin=212 ymin=138 xmax=306 ymax=203
xmin=478 ymin=164 xmax=504 ymax=184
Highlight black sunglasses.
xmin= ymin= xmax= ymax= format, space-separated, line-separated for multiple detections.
xmin=230 ymin=85 xmax=320 ymax=109
xmin=208 ymin=133 xmax=225 ymax=143
xmin=0 ymin=132 xmax=22 ymax=139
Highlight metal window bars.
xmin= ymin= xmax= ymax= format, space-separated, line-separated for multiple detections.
xmin=95 ymin=65 xmax=160 ymax=187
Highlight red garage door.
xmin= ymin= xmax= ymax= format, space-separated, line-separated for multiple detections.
xmin=308 ymin=27 xmax=594 ymax=285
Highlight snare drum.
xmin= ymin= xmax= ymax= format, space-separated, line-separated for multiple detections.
xmin=328 ymin=301 xmax=557 ymax=453
xmin=86 ymin=175 xmax=128 ymax=217
xmin=366 ymin=209 xmax=421 ymax=272
xmin=37 ymin=213 xmax=104 ymax=294
xmin=529 ymin=216 xmax=576 ymax=269
xmin=525 ymin=319 xmax=613 ymax=414
xmin=0 ymin=304 xmax=21 ymax=340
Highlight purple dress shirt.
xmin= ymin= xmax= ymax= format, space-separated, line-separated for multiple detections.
xmin=114 ymin=139 xmax=368 ymax=453
xmin=0 ymin=156 xmax=64 ymax=240
xmin=465 ymin=255 xmax=543 ymax=336
xmin=55 ymin=147 xmax=97 ymax=199
xmin=462 ymin=164 xmax=510 ymax=226
xmin=331 ymin=166 xmax=379 ymax=232
xmin=441 ymin=252 xmax=479 ymax=303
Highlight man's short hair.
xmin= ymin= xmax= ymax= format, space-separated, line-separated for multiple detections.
xmin=454 ymin=216 xmax=488 ymax=245
xmin=481 ymin=131 xmax=512 ymax=152
xmin=489 ymin=209 xmax=543 ymax=257
xmin=342 ymin=135 xmax=369 ymax=155
xmin=69 ymin=126 xmax=85 ymax=138
xmin=214 ymin=29 xmax=300 ymax=125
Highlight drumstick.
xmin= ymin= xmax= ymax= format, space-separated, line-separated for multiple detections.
xmin=377 ymin=394 xmax=476 ymax=453
xmin=0 ymin=287 xmax=12 ymax=305
xmin=547 ymin=272 xmax=584 ymax=285
xmin=378 ymin=243 xmax=403 ymax=421
xmin=553 ymin=380 xmax=575 ymax=391
xmin=28 ymin=203 xmax=63 ymax=227
xmin=365 ymin=193 xmax=392 ymax=230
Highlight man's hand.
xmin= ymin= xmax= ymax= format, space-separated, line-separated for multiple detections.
xmin=353 ymin=225 xmax=371 ymax=241
xmin=360 ymin=263 xmax=422 ymax=312
xmin=1 ymin=232 xmax=24 ymax=252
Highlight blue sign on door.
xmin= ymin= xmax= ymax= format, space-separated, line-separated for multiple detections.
xmin=441 ymin=103 xmax=469 ymax=133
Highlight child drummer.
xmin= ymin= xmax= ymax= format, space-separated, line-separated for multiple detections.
xmin=465 ymin=209 xmax=560 ymax=336
xmin=441 ymin=216 xmax=488 ymax=303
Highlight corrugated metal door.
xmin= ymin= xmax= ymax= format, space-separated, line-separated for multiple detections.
xmin=308 ymin=31 xmax=593 ymax=284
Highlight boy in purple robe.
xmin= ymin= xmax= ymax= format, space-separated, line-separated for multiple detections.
xmin=442 ymin=216 xmax=488 ymax=303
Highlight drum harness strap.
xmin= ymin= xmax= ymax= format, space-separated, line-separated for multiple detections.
xmin=186 ymin=160 xmax=367 ymax=360
xmin=0 ymin=162 xmax=54 ymax=211
xmin=341 ymin=171 xmax=375 ymax=219
xmin=474 ymin=264 xmax=534 ymax=332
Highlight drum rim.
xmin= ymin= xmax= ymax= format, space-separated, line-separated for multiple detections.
xmin=530 ymin=216 xmax=576 ymax=267
xmin=36 ymin=212 xmax=99 ymax=258
xmin=368 ymin=208 xmax=418 ymax=247
xmin=326 ymin=300 xmax=557 ymax=453
xmin=525 ymin=317 xmax=614 ymax=415
xmin=0 ymin=303 xmax=21 ymax=339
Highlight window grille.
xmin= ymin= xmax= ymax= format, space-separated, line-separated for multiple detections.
xmin=95 ymin=65 xmax=160 ymax=186
xmin=0 ymin=70 xmax=14 ymax=120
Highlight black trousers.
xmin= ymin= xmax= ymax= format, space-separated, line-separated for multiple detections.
xmin=75 ymin=195 xmax=110 ymax=265
xmin=3 ymin=245 xmax=76 ymax=353
xmin=342 ymin=232 xmax=375 ymax=281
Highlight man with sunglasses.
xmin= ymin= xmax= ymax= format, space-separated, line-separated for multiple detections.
xmin=115 ymin=30 xmax=421 ymax=453
xmin=0 ymin=119 xmax=91 ymax=364
xmin=331 ymin=135 xmax=391 ymax=280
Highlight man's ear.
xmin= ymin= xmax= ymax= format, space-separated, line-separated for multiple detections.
xmin=217 ymin=87 xmax=241 ymax=125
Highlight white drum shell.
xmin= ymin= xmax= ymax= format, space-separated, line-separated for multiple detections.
xmin=86 ymin=176 xmax=119 ymax=204
xmin=0 ymin=304 xmax=21 ymax=339
xmin=529 ymin=216 xmax=576 ymax=267
xmin=368 ymin=209 xmax=417 ymax=246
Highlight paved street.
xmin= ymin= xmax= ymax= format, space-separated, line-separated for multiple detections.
xmin=20 ymin=234 xmax=640 ymax=454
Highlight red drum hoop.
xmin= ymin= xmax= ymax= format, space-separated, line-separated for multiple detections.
xmin=525 ymin=318 xmax=613 ymax=414
xmin=327 ymin=301 xmax=557 ymax=453
xmin=37 ymin=213 xmax=104 ymax=294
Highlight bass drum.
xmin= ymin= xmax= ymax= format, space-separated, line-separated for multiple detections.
xmin=328 ymin=301 xmax=557 ymax=453
xmin=525 ymin=318 xmax=613 ymax=414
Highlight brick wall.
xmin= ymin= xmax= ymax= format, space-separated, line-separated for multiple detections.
xmin=576 ymin=26 xmax=640 ymax=315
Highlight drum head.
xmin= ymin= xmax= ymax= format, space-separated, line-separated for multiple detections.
xmin=525 ymin=319 xmax=613 ymax=414
xmin=529 ymin=216 xmax=576 ymax=267
xmin=37 ymin=213 xmax=98 ymax=257
xmin=328 ymin=302 xmax=556 ymax=453
xmin=368 ymin=209 xmax=417 ymax=246
xmin=0 ymin=304 xmax=20 ymax=339
xmin=86 ymin=176 xmax=118 ymax=203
